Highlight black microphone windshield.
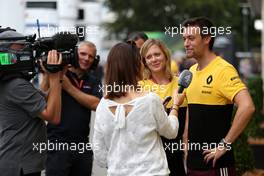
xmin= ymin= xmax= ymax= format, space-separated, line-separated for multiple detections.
xmin=178 ymin=69 xmax=193 ymax=93
xmin=52 ymin=32 xmax=79 ymax=50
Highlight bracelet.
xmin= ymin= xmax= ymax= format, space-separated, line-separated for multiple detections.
xmin=219 ymin=138 xmax=232 ymax=149
xmin=171 ymin=106 xmax=179 ymax=111
xmin=223 ymin=138 xmax=232 ymax=145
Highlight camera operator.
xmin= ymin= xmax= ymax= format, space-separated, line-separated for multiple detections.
xmin=0 ymin=31 xmax=63 ymax=176
xmin=41 ymin=41 xmax=102 ymax=176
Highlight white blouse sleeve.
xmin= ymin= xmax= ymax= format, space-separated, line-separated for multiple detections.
xmin=93 ymin=101 xmax=108 ymax=168
xmin=151 ymin=94 xmax=179 ymax=139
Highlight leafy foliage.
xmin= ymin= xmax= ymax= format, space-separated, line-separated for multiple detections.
xmin=104 ymin=0 xmax=260 ymax=50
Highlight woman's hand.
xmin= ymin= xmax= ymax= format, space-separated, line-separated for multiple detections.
xmin=173 ymin=90 xmax=186 ymax=107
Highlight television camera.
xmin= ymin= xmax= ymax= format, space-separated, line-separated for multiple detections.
xmin=0 ymin=26 xmax=79 ymax=80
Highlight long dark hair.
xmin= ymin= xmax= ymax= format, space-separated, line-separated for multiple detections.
xmin=104 ymin=42 xmax=142 ymax=99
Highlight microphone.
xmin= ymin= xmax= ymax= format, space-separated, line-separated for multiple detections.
xmin=34 ymin=32 xmax=78 ymax=51
xmin=178 ymin=69 xmax=193 ymax=93
xmin=52 ymin=32 xmax=79 ymax=50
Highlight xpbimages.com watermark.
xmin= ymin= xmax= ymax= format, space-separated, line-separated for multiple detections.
xmin=30 ymin=24 xmax=100 ymax=38
xmin=99 ymin=83 xmax=167 ymax=95
xmin=164 ymin=24 xmax=232 ymax=37
xmin=32 ymin=140 xmax=99 ymax=154
xmin=164 ymin=140 xmax=232 ymax=153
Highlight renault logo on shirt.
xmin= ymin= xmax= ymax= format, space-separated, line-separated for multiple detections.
xmin=206 ymin=75 xmax=213 ymax=84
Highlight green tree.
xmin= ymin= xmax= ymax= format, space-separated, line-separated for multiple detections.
xmin=104 ymin=0 xmax=260 ymax=50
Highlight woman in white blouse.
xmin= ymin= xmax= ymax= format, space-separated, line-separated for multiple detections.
xmin=93 ymin=42 xmax=185 ymax=176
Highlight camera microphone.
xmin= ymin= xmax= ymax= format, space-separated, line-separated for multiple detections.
xmin=52 ymin=32 xmax=79 ymax=50
xmin=178 ymin=70 xmax=193 ymax=93
xmin=34 ymin=32 xmax=78 ymax=51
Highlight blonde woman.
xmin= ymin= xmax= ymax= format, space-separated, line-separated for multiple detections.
xmin=140 ymin=39 xmax=188 ymax=176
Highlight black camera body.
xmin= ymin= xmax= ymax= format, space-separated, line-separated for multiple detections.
xmin=0 ymin=27 xmax=79 ymax=80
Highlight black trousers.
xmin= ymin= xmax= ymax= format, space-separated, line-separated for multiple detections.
xmin=162 ymin=137 xmax=186 ymax=176
xmin=45 ymin=148 xmax=93 ymax=176
xmin=163 ymin=107 xmax=187 ymax=176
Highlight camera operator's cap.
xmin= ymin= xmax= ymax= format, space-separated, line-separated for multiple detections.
xmin=0 ymin=30 xmax=26 ymax=48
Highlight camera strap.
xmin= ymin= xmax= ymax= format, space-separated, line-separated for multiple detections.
xmin=45 ymin=64 xmax=63 ymax=73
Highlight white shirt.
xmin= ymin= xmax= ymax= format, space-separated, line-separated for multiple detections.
xmin=93 ymin=92 xmax=179 ymax=176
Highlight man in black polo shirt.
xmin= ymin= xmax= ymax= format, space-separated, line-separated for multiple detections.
xmin=182 ymin=17 xmax=255 ymax=176
xmin=42 ymin=41 xmax=102 ymax=176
